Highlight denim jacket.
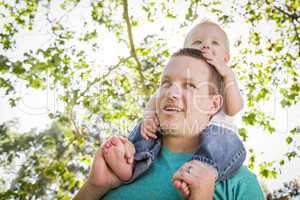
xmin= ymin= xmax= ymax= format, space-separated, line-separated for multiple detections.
xmin=125 ymin=122 xmax=246 ymax=183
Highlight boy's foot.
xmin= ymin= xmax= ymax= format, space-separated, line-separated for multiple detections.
xmin=102 ymin=136 xmax=134 ymax=181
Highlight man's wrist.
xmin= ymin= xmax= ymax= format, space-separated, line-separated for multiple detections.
xmin=203 ymin=163 xmax=218 ymax=181
xmin=187 ymin=161 xmax=217 ymax=200
xmin=74 ymin=181 xmax=110 ymax=200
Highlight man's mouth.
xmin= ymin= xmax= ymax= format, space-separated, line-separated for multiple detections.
xmin=163 ymin=105 xmax=184 ymax=113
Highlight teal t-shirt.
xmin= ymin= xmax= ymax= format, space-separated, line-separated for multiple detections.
xmin=102 ymin=147 xmax=264 ymax=200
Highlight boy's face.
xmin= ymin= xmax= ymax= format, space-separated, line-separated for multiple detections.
xmin=185 ymin=23 xmax=229 ymax=63
xmin=156 ymin=55 xmax=222 ymax=137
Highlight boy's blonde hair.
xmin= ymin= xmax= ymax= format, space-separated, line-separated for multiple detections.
xmin=183 ymin=19 xmax=230 ymax=54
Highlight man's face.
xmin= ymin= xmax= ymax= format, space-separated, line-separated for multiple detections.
xmin=185 ymin=23 xmax=229 ymax=63
xmin=156 ymin=55 xmax=218 ymax=137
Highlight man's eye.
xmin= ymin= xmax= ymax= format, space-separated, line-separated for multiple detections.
xmin=161 ymin=80 xmax=171 ymax=87
xmin=184 ymin=82 xmax=196 ymax=89
xmin=212 ymin=41 xmax=219 ymax=45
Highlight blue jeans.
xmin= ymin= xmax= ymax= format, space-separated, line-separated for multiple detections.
xmin=125 ymin=122 xmax=246 ymax=183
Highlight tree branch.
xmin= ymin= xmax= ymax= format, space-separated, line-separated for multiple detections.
xmin=270 ymin=3 xmax=300 ymax=55
xmin=122 ymin=0 xmax=147 ymax=94
xmin=265 ymin=0 xmax=300 ymax=22
xmin=43 ymin=0 xmax=81 ymax=47
xmin=273 ymin=5 xmax=298 ymax=20
xmin=291 ymin=20 xmax=300 ymax=56
xmin=77 ymin=56 xmax=131 ymax=102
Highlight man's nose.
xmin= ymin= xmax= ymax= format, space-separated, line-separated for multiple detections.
xmin=167 ymin=84 xmax=181 ymax=100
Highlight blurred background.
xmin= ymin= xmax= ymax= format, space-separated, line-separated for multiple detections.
xmin=0 ymin=0 xmax=299 ymax=199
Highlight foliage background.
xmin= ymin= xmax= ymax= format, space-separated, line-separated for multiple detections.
xmin=0 ymin=0 xmax=299 ymax=199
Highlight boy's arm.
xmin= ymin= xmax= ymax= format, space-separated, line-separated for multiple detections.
xmin=201 ymin=50 xmax=243 ymax=116
xmin=193 ymin=124 xmax=246 ymax=181
xmin=223 ymin=70 xmax=244 ymax=116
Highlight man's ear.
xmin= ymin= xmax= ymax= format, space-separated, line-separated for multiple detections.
xmin=224 ymin=53 xmax=230 ymax=63
xmin=209 ymin=94 xmax=223 ymax=115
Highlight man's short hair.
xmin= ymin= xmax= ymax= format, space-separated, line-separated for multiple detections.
xmin=171 ymin=48 xmax=223 ymax=95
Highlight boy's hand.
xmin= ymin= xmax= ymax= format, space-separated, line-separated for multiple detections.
xmin=201 ymin=49 xmax=234 ymax=80
xmin=141 ymin=112 xmax=159 ymax=140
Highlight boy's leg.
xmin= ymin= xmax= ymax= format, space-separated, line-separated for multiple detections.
xmin=192 ymin=124 xmax=246 ymax=181
xmin=102 ymin=136 xmax=135 ymax=181
xmin=124 ymin=122 xmax=162 ymax=183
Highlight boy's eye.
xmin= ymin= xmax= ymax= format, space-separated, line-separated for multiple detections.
xmin=193 ymin=40 xmax=202 ymax=45
xmin=212 ymin=41 xmax=219 ymax=45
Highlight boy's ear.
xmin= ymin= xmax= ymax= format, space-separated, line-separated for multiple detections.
xmin=224 ymin=53 xmax=230 ymax=63
xmin=209 ymin=94 xmax=223 ymax=115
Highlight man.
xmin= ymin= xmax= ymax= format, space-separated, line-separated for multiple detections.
xmin=74 ymin=48 xmax=264 ymax=200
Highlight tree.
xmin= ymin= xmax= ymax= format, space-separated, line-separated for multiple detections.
xmin=266 ymin=179 xmax=300 ymax=200
xmin=0 ymin=0 xmax=299 ymax=199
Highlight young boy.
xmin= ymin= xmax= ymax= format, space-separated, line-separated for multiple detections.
xmin=101 ymin=19 xmax=244 ymax=197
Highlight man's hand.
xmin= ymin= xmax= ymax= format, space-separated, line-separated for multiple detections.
xmin=88 ymin=146 xmax=122 ymax=189
xmin=73 ymin=144 xmax=122 ymax=200
xmin=173 ymin=160 xmax=217 ymax=200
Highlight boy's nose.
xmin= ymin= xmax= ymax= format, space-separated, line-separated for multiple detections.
xmin=201 ymin=44 xmax=210 ymax=50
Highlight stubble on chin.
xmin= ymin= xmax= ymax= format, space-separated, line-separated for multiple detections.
xmin=159 ymin=123 xmax=178 ymax=136
xmin=161 ymin=121 xmax=208 ymax=137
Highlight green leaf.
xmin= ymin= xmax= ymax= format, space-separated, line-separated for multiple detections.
xmin=238 ymin=128 xmax=248 ymax=141
xmin=286 ymin=136 xmax=293 ymax=144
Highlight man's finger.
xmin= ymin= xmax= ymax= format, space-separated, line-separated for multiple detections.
xmin=180 ymin=181 xmax=190 ymax=197
xmin=124 ymin=140 xmax=135 ymax=155
xmin=124 ymin=141 xmax=135 ymax=164
xmin=173 ymin=165 xmax=194 ymax=185
xmin=173 ymin=173 xmax=193 ymax=185
xmin=119 ymin=136 xmax=129 ymax=144
xmin=102 ymin=139 xmax=112 ymax=149
xmin=110 ymin=136 xmax=121 ymax=146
